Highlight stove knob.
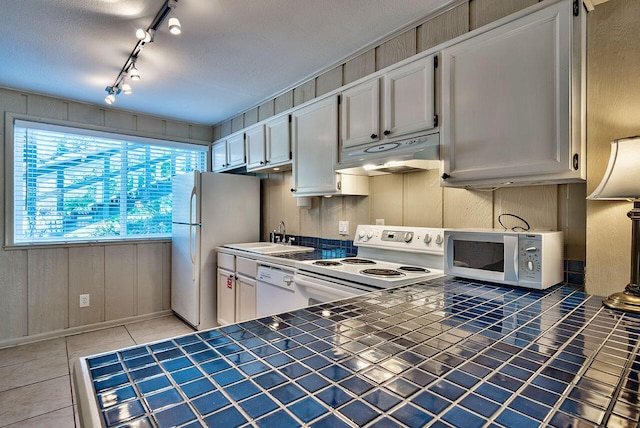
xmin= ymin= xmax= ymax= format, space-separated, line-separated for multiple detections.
xmin=366 ymin=231 xmax=374 ymax=240
xmin=358 ymin=230 xmax=366 ymax=240
xmin=403 ymin=232 xmax=413 ymax=243
xmin=435 ymin=234 xmax=444 ymax=245
xmin=424 ymin=234 xmax=432 ymax=244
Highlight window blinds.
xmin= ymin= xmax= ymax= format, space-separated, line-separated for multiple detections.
xmin=12 ymin=120 xmax=207 ymax=244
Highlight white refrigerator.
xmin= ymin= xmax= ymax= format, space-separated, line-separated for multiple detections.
xmin=171 ymin=171 xmax=260 ymax=330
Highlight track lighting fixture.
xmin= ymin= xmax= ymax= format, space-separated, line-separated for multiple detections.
xmin=103 ymin=0 xmax=181 ymax=105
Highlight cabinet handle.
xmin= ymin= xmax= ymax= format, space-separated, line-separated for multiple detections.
xmin=265 ymin=160 xmax=270 ymax=164
xmin=370 ymin=133 xmax=378 ymax=139
xmin=260 ymin=161 xmax=264 ymax=165
xmin=290 ymin=188 xmax=296 ymax=193
xmin=441 ymin=173 xmax=451 ymax=180
xmin=383 ymin=130 xmax=391 ymax=136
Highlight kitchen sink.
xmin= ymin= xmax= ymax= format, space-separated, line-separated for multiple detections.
xmin=223 ymin=242 xmax=315 ymax=255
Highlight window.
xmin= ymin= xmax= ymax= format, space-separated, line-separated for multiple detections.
xmin=9 ymin=119 xmax=208 ymax=245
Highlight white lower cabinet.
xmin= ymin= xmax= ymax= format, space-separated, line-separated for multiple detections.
xmin=216 ymin=267 xmax=236 ymax=326
xmin=440 ymin=0 xmax=585 ymax=187
xmin=216 ymin=252 xmax=256 ymax=325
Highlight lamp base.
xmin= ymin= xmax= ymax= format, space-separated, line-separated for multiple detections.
xmin=603 ymin=291 xmax=640 ymax=314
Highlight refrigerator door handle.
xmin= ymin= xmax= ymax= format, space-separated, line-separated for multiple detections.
xmin=189 ymin=185 xmax=197 ymax=278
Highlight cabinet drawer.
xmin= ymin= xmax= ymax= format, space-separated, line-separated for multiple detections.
xmin=236 ymin=257 xmax=257 ymax=278
xmin=217 ymin=252 xmax=235 ymax=271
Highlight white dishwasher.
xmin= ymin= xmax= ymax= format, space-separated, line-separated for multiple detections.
xmin=255 ymin=264 xmax=298 ymax=318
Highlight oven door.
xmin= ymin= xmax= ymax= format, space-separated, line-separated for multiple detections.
xmin=293 ymin=273 xmax=373 ymax=307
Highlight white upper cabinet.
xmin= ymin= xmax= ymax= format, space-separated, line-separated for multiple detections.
xmin=245 ymin=124 xmax=266 ymax=170
xmin=440 ymin=0 xmax=585 ymax=187
xmin=292 ymin=96 xmax=368 ymax=197
xmin=265 ymin=115 xmax=292 ymax=167
xmin=246 ymin=115 xmax=292 ymax=172
xmin=341 ymin=55 xmax=436 ymax=150
xmin=211 ymin=132 xmax=246 ymax=172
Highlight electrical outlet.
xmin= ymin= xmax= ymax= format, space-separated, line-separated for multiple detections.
xmin=376 ymin=219 xmax=385 ymax=225
xmin=80 ymin=294 xmax=90 ymax=308
xmin=338 ymin=220 xmax=349 ymax=235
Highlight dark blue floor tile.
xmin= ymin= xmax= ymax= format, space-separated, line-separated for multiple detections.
xmin=180 ymin=377 xmax=216 ymax=399
xmin=103 ymin=400 xmax=145 ymax=426
xmin=401 ymin=368 xmax=436 ymax=387
xmin=254 ymin=371 xmax=286 ymax=389
xmin=91 ymin=362 xmax=124 ymax=379
xmin=303 ymin=355 xmax=331 ymax=370
xmin=155 ymin=348 xmax=184 ymax=361
xmin=150 ymin=341 xmax=175 ymax=352
xmin=136 ymin=375 xmax=171 ymax=394
xmin=319 ymin=365 xmax=351 ymax=382
xmin=212 ymin=368 xmax=244 ymax=386
xmin=192 ymin=390 xmax=230 ymax=416
xmin=98 ymin=385 xmax=136 ymax=409
xmin=510 ymin=396 xmax=551 ymax=422
xmin=460 ymin=394 xmax=500 ymax=418
xmin=94 ymin=373 xmax=129 ymax=392
xmin=265 ymin=353 xmax=293 ymax=367
xmin=239 ymin=360 xmax=270 ymax=376
xmin=339 ymin=376 xmax=375 ymax=395
xmin=203 ymin=405 xmax=247 ymax=428
xmin=120 ymin=347 xmax=148 ymax=360
xmin=88 ymin=353 xmax=119 ymax=368
xmin=170 ymin=366 xmax=203 ymax=384
xmin=391 ymin=403 xmax=433 ymax=427
xmin=270 ymin=383 xmax=306 ymax=404
xmin=239 ymin=394 xmax=278 ymax=419
xmin=442 ymin=406 xmax=486 ymax=428
xmin=495 ymin=408 xmax=540 ymax=428
xmin=190 ymin=350 xmax=218 ymax=364
xmin=279 ymin=362 xmax=311 ymax=379
xmin=146 ymin=388 xmax=182 ymax=411
xmin=225 ymin=380 xmax=260 ymax=401
xmin=256 ymin=409 xmax=301 ymax=428
xmin=476 ymin=383 xmax=511 ymax=403
xmin=364 ymin=389 xmax=402 ymax=412
xmin=124 ymin=355 xmax=155 ymax=370
xmin=200 ymin=359 xmax=231 ymax=374
xmin=297 ymin=373 xmax=330 ymax=393
xmin=339 ymin=400 xmax=380 ymax=426
xmin=316 ymin=385 xmax=353 ymax=407
xmin=384 ymin=378 xmax=419 ymax=398
xmin=310 ymin=413 xmax=351 ymax=428
xmin=161 ymin=356 xmax=192 ymax=372
xmin=445 ymin=370 xmax=480 ymax=389
xmin=368 ymin=417 xmax=403 ymax=428
xmin=412 ymin=390 xmax=450 ymax=414
xmin=428 ymin=380 xmax=465 ymax=401
xmin=183 ymin=342 xmax=208 ymax=354
xmin=289 ymin=396 xmax=328 ymax=423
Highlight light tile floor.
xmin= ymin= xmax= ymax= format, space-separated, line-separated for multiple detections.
xmin=0 ymin=315 xmax=194 ymax=427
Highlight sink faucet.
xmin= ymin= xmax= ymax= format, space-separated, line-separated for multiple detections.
xmin=277 ymin=221 xmax=286 ymax=243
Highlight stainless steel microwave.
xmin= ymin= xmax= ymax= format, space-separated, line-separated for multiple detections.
xmin=444 ymin=229 xmax=564 ymax=289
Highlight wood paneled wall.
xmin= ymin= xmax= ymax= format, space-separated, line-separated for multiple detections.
xmin=585 ymin=0 xmax=640 ymax=297
xmin=0 ymin=87 xmax=212 ymax=342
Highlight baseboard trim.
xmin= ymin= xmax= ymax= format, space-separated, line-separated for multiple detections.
xmin=0 ymin=310 xmax=174 ymax=349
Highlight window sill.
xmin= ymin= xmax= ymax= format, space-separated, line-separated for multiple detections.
xmin=3 ymin=238 xmax=172 ymax=251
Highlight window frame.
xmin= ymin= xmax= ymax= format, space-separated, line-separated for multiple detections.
xmin=4 ymin=113 xmax=210 ymax=248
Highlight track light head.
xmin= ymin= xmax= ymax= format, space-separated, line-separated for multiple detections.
xmin=135 ymin=28 xmax=154 ymax=43
xmin=121 ymin=82 xmax=132 ymax=95
xmin=104 ymin=86 xmax=118 ymax=104
xmin=168 ymin=17 xmax=181 ymax=35
xmin=130 ymin=64 xmax=141 ymax=81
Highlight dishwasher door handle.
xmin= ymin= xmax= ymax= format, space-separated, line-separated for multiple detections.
xmin=293 ymin=275 xmax=359 ymax=299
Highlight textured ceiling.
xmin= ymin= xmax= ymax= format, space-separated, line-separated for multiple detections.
xmin=0 ymin=0 xmax=455 ymax=125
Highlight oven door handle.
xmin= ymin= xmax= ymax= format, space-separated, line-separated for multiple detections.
xmin=293 ymin=274 xmax=359 ymax=299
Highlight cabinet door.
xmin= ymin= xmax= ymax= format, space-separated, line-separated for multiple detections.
xmin=245 ymin=124 xmax=266 ymax=170
xmin=265 ymin=115 xmax=291 ymax=166
xmin=291 ymin=96 xmax=339 ymax=196
xmin=226 ymin=133 xmax=246 ymax=168
xmin=236 ymin=275 xmax=256 ymax=322
xmin=383 ymin=55 xmax=435 ymax=139
xmin=441 ymin=1 xmax=579 ymax=185
xmin=216 ymin=268 xmax=235 ymax=325
xmin=211 ymin=140 xmax=227 ymax=172
xmin=341 ymin=78 xmax=380 ymax=149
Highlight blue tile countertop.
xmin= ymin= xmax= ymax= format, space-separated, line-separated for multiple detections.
xmin=74 ymin=278 xmax=640 ymax=427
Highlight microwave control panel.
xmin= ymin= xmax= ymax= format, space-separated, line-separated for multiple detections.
xmin=518 ymin=234 xmax=543 ymax=282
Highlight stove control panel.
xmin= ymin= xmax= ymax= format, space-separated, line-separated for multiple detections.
xmin=355 ymin=225 xmax=444 ymax=254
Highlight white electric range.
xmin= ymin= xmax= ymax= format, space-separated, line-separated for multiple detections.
xmin=293 ymin=225 xmax=445 ymax=306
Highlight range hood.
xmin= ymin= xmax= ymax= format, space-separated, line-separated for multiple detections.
xmin=336 ymin=132 xmax=440 ymax=176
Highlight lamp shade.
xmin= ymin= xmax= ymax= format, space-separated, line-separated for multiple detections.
xmin=588 ymin=137 xmax=640 ymax=200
